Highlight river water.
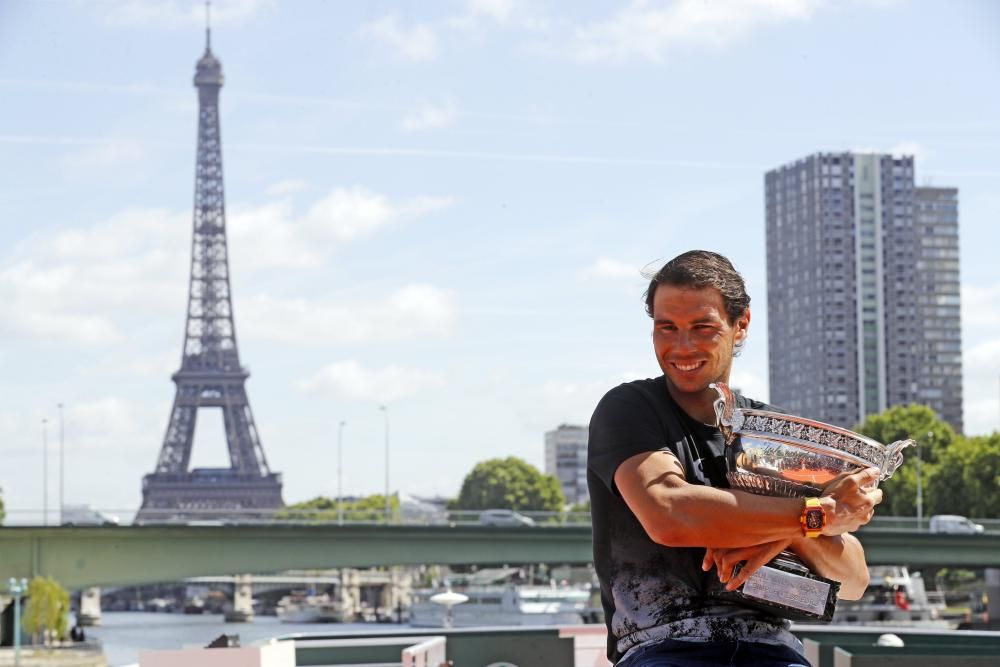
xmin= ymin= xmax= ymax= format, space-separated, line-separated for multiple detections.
xmin=86 ymin=612 xmax=409 ymax=666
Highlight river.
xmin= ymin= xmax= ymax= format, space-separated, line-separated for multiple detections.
xmin=85 ymin=612 xmax=409 ymax=666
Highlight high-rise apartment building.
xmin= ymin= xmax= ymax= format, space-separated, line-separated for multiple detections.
xmin=545 ymin=424 xmax=589 ymax=506
xmin=765 ymin=152 xmax=963 ymax=432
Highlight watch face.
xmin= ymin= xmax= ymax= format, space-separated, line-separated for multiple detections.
xmin=805 ymin=509 xmax=824 ymax=530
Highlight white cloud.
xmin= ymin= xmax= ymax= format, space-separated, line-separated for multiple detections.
xmin=0 ymin=208 xmax=188 ymax=344
xmin=402 ymin=99 xmax=460 ymax=132
xmin=580 ymin=257 xmax=644 ymax=280
xmin=571 ymin=0 xmax=822 ymax=64
xmin=360 ymin=14 xmax=438 ymax=62
xmin=302 ymin=187 xmax=453 ymax=242
xmin=961 ymin=283 xmax=1000 ymax=329
xmin=0 ymin=187 xmax=452 ymax=344
xmin=228 ymin=187 xmax=452 ymax=270
xmin=296 ymin=360 xmax=445 ymax=402
xmin=264 ymin=179 xmax=308 ymax=197
xmin=229 ymin=200 xmax=324 ymax=270
xmin=240 ymin=284 xmax=457 ymax=345
xmin=100 ymin=0 xmax=271 ymax=28
xmin=963 ymin=339 xmax=1000 ymax=436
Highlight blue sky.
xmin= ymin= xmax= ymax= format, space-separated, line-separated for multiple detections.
xmin=1 ymin=0 xmax=998 ymax=518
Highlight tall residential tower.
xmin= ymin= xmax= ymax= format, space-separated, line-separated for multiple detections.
xmin=764 ymin=152 xmax=962 ymax=432
xmin=545 ymin=424 xmax=589 ymax=506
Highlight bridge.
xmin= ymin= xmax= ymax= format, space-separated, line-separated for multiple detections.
xmin=2 ymin=523 xmax=999 ymax=591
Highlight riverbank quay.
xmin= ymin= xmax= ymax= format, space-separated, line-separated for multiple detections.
xmin=0 ymin=646 xmax=106 ymax=667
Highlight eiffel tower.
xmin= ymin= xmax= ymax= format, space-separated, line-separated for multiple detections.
xmin=137 ymin=24 xmax=283 ymax=522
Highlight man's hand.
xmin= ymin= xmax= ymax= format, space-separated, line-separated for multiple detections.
xmin=702 ymin=538 xmax=793 ymax=592
xmin=819 ymin=467 xmax=883 ymax=536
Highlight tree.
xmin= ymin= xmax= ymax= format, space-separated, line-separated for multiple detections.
xmin=450 ymin=457 xmax=564 ymax=512
xmin=855 ymin=405 xmax=955 ymax=517
xmin=22 ymin=576 xmax=70 ymax=645
xmin=0 ymin=486 xmax=5 ymax=524
xmin=928 ymin=433 xmax=1000 ymax=518
xmin=278 ymin=494 xmax=400 ymax=523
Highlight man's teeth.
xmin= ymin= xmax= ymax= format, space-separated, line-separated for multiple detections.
xmin=673 ymin=361 xmax=703 ymax=372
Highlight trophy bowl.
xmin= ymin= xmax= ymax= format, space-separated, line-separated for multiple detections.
xmin=709 ymin=382 xmax=915 ymax=622
xmin=711 ymin=383 xmax=914 ymax=497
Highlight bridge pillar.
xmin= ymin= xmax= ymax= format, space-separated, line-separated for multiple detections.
xmin=77 ymin=587 xmax=101 ymax=627
xmin=340 ymin=568 xmax=361 ymax=620
xmin=378 ymin=567 xmax=413 ymax=623
xmin=224 ymin=574 xmax=254 ymax=622
xmin=986 ymin=568 xmax=1000 ymax=627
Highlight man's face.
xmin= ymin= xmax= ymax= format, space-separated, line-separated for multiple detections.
xmin=651 ymin=284 xmax=749 ymax=398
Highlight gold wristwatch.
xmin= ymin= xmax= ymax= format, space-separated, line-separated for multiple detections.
xmin=800 ymin=497 xmax=826 ymax=538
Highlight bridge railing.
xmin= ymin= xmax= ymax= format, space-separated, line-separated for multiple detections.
xmin=3 ymin=507 xmax=999 ymax=533
xmin=0 ymin=506 xmax=595 ymax=527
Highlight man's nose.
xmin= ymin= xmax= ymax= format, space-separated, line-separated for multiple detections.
xmin=675 ymin=329 xmax=695 ymax=350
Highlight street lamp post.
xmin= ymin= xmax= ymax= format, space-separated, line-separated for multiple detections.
xmin=337 ymin=420 xmax=346 ymax=526
xmin=41 ymin=418 xmax=48 ymax=526
xmin=917 ymin=431 xmax=930 ymax=531
xmin=58 ymin=403 xmax=65 ymax=525
xmin=380 ymin=405 xmax=390 ymax=524
xmin=9 ymin=577 xmax=28 ymax=666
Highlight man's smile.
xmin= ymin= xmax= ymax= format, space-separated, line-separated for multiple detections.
xmin=671 ymin=360 xmax=706 ymax=372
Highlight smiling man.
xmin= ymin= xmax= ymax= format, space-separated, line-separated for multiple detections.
xmin=587 ymin=250 xmax=882 ymax=667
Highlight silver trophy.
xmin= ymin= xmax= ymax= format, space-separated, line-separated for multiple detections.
xmin=710 ymin=382 xmax=914 ymax=622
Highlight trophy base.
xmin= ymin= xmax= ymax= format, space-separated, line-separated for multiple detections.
xmin=730 ymin=551 xmax=840 ymax=623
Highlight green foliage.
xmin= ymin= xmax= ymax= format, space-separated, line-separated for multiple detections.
xmin=22 ymin=576 xmax=70 ymax=645
xmin=278 ymin=494 xmax=401 ymax=523
xmin=0 ymin=486 xmax=5 ymax=524
xmin=857 ymin=405 xmax=998 ymax=519
xmin=562 ymin=501 xmax=592 ymax=525
xmin=449 ymin=456 xmax=565 ymax=512
xmin=856 ymin=405 xmax=956 ymax=517
xmin=928 ymin=433 xmax=1000 ymax=518
xmin=856 ymin=404 xmax=955 ymax=464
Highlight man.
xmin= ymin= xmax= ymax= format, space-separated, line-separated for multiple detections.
xmin=588 ymin=250 xmax=881 ymax=666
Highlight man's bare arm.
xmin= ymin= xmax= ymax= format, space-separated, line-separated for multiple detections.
xmin=615 ymin=450 xmax=881 ymax=549
xmin=791 ymin=534 xmax=869 ymax=600
xmin=705 ymin=533 xmax=870 ymax=600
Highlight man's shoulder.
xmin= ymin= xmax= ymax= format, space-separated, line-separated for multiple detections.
xmin=734 ymin=392 xmax=781 ymax=413
xmin=595 ymin=376 xmax=666 ymax=409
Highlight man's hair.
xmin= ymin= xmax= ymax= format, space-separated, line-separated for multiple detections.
xmin=643 ymin=250 xmax=750 ymax=323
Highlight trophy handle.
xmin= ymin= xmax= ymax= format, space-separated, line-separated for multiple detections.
xmin=710 ymin=382 xmax=737 ymax=444
xmin=881 ymin=439 xmax=917 ymax=480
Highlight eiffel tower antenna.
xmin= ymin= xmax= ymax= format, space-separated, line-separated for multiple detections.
xmin=205 ymin=1 xmax=211 ymax=51
xmin=137 ymin=20 xmax=283 ymax=523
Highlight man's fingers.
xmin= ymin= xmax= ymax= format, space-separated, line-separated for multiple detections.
xmin=702 ymin=549 xmax=715 ymax=572
xmin=726 ymin=554 xmax=763 ymax=591
xmin=858 ymin=467 xmax=880 ymax=490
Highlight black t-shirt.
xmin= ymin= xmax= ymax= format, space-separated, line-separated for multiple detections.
xmin=587 ymin=376 xmax=800 ymax=663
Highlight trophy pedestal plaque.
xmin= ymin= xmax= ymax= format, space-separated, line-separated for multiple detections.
xmin=710 ymin=382 xmax=914 ymax=623
xmin=732 ymin=551 xmax=839 ymax=622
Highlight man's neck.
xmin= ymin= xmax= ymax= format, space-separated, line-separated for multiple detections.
xmin=666 ymin=381 xmax=721 ymax=426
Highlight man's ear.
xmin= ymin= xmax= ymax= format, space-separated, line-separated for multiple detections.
xmin=734 ymin=309 xmax=751 ymax=342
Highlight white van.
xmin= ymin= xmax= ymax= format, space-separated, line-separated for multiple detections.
xmin=928 ymin=514 xmax=984 ymax=534
xmin=479 ymin=509 xmax=536 ymax=527
xmin=62 ymin=504 xmax=120 ymax=526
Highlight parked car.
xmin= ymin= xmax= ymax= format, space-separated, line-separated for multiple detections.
xmin=928 ymin=514 xmax=984 ymax=534
xmin=479 ymin=509 xmax=536 ymax=527
xmin=61 ymin=504 xmax=120 ymax=526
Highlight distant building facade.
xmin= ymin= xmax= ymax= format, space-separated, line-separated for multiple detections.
xmin=765 ymin=152 xmax=963 ymax=432
xmin=545 ymin=425 xmax=589 ymax=506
